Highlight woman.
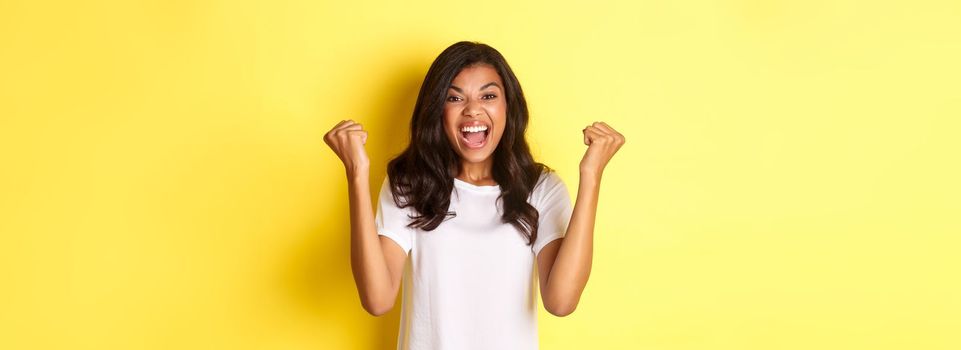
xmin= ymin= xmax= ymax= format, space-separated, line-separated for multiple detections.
xmin=323 ymin=41 xmax=624 ymax=349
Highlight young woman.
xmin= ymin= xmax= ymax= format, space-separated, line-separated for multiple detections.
xmin=323 ymin=41 xmax=624 ymax=349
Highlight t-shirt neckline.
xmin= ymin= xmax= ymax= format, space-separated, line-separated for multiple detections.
xmin=453 ymin=177 xmax=501 ymax=192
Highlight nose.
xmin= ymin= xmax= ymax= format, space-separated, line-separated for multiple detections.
xmin=463 ymin=98 xmax=483 ymax=117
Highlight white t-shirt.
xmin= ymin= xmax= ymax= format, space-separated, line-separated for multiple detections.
xmin=375 ymin=170 xmax=573 ymax=350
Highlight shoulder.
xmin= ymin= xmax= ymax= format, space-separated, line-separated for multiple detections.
xmin=378 ymin=175 xmax=408 ymax=208
xmin=378 ymin=176 xmax=392 ymax=197
xmin=531 ymin=170 xmax=568 ymax=206
xmin=534 ymin=169 xmax=564 ymax=189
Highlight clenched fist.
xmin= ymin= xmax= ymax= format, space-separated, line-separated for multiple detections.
xmin=324 ymin=119 xmax=370 ymax=177
xmin=580 ymin=121 xmax=625 ymax=178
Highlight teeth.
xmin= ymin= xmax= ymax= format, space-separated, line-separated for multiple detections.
xmin=460 ymin=125 xmax=489 ymax=133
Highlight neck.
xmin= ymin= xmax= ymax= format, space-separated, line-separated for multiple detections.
xmin=456 ymin=158 xmax=495 ymax=185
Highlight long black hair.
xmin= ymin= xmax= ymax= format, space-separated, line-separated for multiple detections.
xmin=386 ymin=41 xmax=550 ymax=246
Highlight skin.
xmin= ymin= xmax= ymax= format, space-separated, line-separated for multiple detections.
xmin=323 ymin=64 xmax=625 ymax=317
xmin=443 ymin=64 xmax=506 ymax=185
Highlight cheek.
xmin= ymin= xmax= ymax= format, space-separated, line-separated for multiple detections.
xmin=443 ymin=117 xmax=459 ymax=143
xmin=442 ymin=110 xmax=457 ymax=129
xmin=494 ymin=106 xmax=507 ymax=127
xmin=485 ymin=103 xmax=505 ymax=120
xmin=493 ymin=101 xmax=506 ymax=113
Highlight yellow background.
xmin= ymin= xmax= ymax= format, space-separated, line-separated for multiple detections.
xmin=1 ymin=0 xmax=959 ymax=349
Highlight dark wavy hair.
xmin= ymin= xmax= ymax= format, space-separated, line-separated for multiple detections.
xmin=386 ymin=41 xmax=551 ymax=246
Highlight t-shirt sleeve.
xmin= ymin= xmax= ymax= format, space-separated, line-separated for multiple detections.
xmin=375 ymin=177 xmax=415 ymax=255
xmin=531 ymin=171 xmax=573 ymax=256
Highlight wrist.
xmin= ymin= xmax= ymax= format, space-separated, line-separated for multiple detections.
xmin=346 ymin=166 xmax=369 ymax=182
xmin=579 ymin=169 xmax=602 ymax=185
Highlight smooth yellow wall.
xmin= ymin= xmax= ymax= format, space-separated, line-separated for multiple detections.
xmin=1 ymin=1 xmax=959 ymax=349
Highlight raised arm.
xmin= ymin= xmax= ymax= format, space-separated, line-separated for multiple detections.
xmin=538 ymin=121 xmax=625 ymax=316
xmin=324 ymin=120 xmax=407 ymax=316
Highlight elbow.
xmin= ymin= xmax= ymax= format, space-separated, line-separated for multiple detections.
xmin=544 ymin=298 xmax=578 ymax=317
xmin=362 ymin=300 xmax=394 ymax=317
xmin=365 ymin=306 xmax=393 ymax=317
xmin=360 ymin=295 xmax=395 ymax=317
xmin=543 ymin=286 xmax=583 ymax=317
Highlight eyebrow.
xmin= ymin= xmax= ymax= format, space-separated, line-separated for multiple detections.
xmin=449 ymin=82 xmax=502 ymax=93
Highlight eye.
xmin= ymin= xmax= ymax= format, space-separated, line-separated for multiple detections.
xmin=446 ymin=95 xmax=462 ymax=102
xmin=482 ymin=94 xmax=497 ymax=100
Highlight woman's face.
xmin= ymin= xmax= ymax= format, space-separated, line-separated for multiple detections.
xmin=443 ymin=63 xmax=507 ymax=165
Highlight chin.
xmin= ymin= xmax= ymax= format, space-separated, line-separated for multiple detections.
xmin=459 ymin=152 xmax=493 ymax=164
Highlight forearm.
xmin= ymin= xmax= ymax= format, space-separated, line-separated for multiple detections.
xmin=545 ymin=171 xmax=601 ymax=311
xmin=346 ymin=171 xmax=395 ymax=310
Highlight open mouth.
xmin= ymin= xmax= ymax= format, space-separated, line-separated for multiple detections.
xmin=459 ymin=123 xmax=490 ymax=149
